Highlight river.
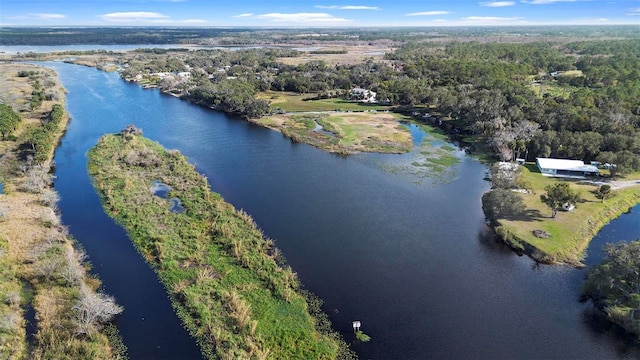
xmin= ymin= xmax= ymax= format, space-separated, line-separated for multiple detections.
xmin=44 ymin=61 xmax=640 ymax=359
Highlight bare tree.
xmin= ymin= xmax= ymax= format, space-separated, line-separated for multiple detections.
xmin=73 ymin=287 xmax=123 ymax=335
xmin=40 ymin=189 xmax=60 ymax=211
xmin=21 ymin=165 xmax=52 ymax=193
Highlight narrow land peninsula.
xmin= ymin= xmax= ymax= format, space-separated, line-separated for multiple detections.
xmin=88 ymin=130 xmax=353 ymax=359
xmin=0 ymin=63 xmax=125 ymax=359
xmin=486 ymin=163 xmax=640 ymax=266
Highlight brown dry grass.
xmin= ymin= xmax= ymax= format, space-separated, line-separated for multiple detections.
xmin=277 ymin=44 xmax=394 ymax=66
xmin=0 ymin=63 xmax=121 ymax=359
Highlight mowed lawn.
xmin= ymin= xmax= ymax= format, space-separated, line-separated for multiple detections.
xmin=497 ymin=164 xmax=640 ymax=263
xmin=257 ymin=90 xmax=392 ymax=112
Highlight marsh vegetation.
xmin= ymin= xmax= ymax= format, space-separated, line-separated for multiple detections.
xmin=0 ymin=63 xmax=125 ymax=359
xmin=88 ymin=131 xmax=354 ymax=359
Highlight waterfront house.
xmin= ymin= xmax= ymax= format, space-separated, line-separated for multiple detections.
xmin=536 ymin=158 xmax=599 ymax=178
xmin=350 ymin=87 xmax=377 ymax=103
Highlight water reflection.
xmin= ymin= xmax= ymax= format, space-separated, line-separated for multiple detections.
xmin=150 ymin=180 xmax=185 ymax=213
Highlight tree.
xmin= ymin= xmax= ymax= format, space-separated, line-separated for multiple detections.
xmin=25 ymin=128 xmax=53 ymax=163
xmin=595 ymin=184 xmax=613 ymax=203
xmin=482 ymin=189 xmax=526 ymax=221
xmin=0 ymin=104 xmax=21 ymax=139
xmin=540 ymin=183 xmax=580 ymax=218
xmin=73 ymin=287 xmax=123 ymax=335
xmin=583 ymin=240 xmax=640 ymax=339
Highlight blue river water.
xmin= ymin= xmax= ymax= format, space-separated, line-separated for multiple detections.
xmin=43 ymin=61 xmax=640 ymax=359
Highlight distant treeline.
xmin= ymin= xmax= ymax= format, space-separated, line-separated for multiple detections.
xmin=117 ymin=34 xmax=640 ymax=172
xmin=3 ymin=25 xmax=640 ymax=46
xmin=0 ymin=27 xmax=248 ymax=45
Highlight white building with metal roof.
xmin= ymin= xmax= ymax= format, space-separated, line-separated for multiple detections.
xmin=536 ymin=158 xmax=599 ymax=178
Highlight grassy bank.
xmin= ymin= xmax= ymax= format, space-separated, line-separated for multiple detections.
xmin=493 ymin=164 xmax=640 ymax=266
xmin=253 ymin=112 xmax=412 ymax=155
xmin=0 ymin=63 xmax=125 ymax=359
xmin=258 ymin=91 xmax=391 ymax=112
xmin=88 ymin=132 xmax=353 ymax=359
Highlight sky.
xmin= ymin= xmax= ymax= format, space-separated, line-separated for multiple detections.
xmin=1 ymin=0 xmax=639 ymax=27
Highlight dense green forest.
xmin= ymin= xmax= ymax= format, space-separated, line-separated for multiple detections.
xmin=112 ymin=32 xmax=640 ymax=173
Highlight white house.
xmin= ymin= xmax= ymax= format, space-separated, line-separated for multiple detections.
xmin=350 ymin=87 xmax=377 ymax=103
xmin=536 ymin=158 xmax=599 ymax=178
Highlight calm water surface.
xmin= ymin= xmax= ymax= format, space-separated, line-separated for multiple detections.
xmin=44 ymin=62 xmax=640 ymax=359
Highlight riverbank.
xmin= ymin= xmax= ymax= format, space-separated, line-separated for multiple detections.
xmin=88 ymin=131 xmax=354 ymax=359
xmin=490 ymin=164 xmax=640 ymax=266
xmin=0 ymin=63 xmax=125 ymax=359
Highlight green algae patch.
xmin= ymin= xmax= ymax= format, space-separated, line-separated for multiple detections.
xmin=88 ymin=132 xmax=352 ymax=359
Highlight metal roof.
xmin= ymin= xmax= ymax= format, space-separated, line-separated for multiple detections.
xmin=536 ymin=158 xmax=599 ymax=172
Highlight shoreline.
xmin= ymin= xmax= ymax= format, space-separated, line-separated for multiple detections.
xmin=0 ymin=63 xmax=125 ymax=358
xmin=88 ymin=132 xmax=354 ymax=359
xmin=26 ymin=59 xmax=640 ymax=268
xmin=488 ymin=178 xmax=640 ymax=267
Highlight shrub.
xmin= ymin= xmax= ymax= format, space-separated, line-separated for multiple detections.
xmin=21 ymin=165 xmax=51 ymax=193
xmin=0 ymin=312 xmax=21 ymax=332
xmin=41 ymin=189 xmax=60 ymax=211
xmin=73 ymin=287 xmax=123 ymax=335
xmin=3 ymin=291 xmax=21 ymax=306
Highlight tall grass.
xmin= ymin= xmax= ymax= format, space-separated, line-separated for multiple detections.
xmin=88 ymin=133 xmax=354 ymax=359
xmin=0 ymin=63 xmax=125 ymax=359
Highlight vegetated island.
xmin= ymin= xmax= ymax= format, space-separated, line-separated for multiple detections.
xmin=0 ymin=63 xmax=126 ymax=359
xmin=482 ymin=162 xmax=640 ymax=266
xmin=87 ymin=128 xmax=355 ymax=359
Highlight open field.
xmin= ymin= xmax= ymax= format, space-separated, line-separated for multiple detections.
xmin=254 ymin=111 xmax=412 ymax=154
xmin=495 ymin=164 xmax=640 ymax=265
xmin=258 ymin=91 xmax=392 ymax=112
xmin=277 ymin=45 xmax=393 ymax=66
xmin=528 ymin=70 xmax=584 ymax=99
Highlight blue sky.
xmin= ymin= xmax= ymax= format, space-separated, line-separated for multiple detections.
xmin=1 ymin=0 xmax=639 ymax=27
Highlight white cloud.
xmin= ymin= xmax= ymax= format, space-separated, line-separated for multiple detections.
xmin=628 ymin=7 xmax=640 ymax=16
xmin=233 ymin=13 xmax=254 ymax=18
xmin=6 ymin=13 xmax=67 ymax=20
xmin=463 ymin=16 xmax=523 ymax=21
xmin=99 ymin=12 xmax=170 ymax=22
xmin=480 ymin=1 xmax=515 ymax=7
xmin=98 ymin=12 xmax=205 ymax=24
xmin=30 ymin=13 xmax=67 ymax=19
xmin=253 ymin=12 xmax=352 ymax=24
xmin=522 ymin=0 xmax=576 ymax=4
xmin=314 ymin=5 xmax=379 ymax=10
xmin=460 ymin=16 xmax=526 ymax=24
xmin=406 ymin=11 xmax=450 ymax=16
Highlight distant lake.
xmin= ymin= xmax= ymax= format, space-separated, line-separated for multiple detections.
xmin=1 ymin=44 xmax=315 ymax=54
xmin=44 ymin=61 xmax=640 ymax=359
xmin=0 ymin=44 xmax=187 ymax=54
